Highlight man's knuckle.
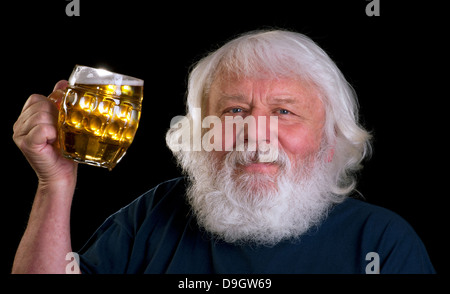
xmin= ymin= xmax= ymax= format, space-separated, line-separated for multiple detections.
xmin=27 ymin=94 xmax=43 ymax=105
xmin=35 ymin=111 xmax=52 ymax=123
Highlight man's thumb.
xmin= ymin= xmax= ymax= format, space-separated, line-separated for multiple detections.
xmin=48 ymin=80 xmax=68 ymax=109
xmin=53 ymin=80 xmax=69 ymax=92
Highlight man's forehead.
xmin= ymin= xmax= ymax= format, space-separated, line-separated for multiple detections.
xmin=210 ymin=75 xmax=320 ymax=104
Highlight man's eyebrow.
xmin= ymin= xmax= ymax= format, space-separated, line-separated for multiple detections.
xmin=216 ymin=93 xmax=302 ymax=106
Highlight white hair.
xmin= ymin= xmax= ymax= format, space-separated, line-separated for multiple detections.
xmin=167 ymin=29 xmax=372 ymax=196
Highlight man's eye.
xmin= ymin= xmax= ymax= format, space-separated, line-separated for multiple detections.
xmin=230 ymin=108 xmax=243 ymax=113
xmin=279 ymin=109 xmax=290 ymax=115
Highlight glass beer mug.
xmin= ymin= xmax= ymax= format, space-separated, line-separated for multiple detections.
xmin=58 ymin=65 xmax=144 ymax=170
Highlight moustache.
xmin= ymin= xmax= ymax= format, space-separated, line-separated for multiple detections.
xmin=224 ymin=143 xmax=290 ymax=172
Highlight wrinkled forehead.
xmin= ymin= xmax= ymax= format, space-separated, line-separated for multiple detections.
xmin=206 ymin=71 xmax=322 ymax=106
xmin=210 ymin=59 xmax=309 ymax=88
xmin=213 ymin=71 xmax=317 ymax=93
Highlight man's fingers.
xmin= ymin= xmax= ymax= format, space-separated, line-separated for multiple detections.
xmin=24 ymin=123 xmax=58 ymax=151
xmin=16 ymin=110 xmax=57 ymax=138
xmin=21 ymin=94 xmax=47 ymax=114
xmin=13 ymin=94 xmax=59 ymax=152
xmin=16 ymin=97 xmax=57 ymax=127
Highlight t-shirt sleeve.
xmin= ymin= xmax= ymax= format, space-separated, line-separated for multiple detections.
xmin=76 ymin=178 xmax=184 ymax=274
xmin=376 ymin=216 xmax=436 ymax=274
xmin=77 ymin=209 xmax=135 ymax=274
xmin=77 ymin=186 xmax=151 ymax=273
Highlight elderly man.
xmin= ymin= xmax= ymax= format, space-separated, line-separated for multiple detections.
xmin=12 ymin=30 xmax=434 ymax=274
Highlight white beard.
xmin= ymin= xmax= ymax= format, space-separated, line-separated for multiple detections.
xmin=181 ymin=146 xmax=344 ymax=246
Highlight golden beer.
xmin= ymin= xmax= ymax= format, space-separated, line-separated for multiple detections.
xmin=59 ymin=80 xmax=143 ymax=170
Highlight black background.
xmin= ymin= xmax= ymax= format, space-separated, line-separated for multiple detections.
xmin=2 ymin=0 xmax=446 ymax=278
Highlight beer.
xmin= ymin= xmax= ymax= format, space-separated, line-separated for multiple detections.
xmin=59 ymin=82 xmax=143 ymax=170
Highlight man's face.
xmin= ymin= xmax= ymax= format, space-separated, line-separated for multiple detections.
xmin=185 ymin=75 xmax=333 ymax=245
xmin=205 ymin=75 xmax=326 ymax=179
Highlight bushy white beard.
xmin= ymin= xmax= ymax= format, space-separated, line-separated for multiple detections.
xmin=180 ymin=146 xmax=344 ymax=246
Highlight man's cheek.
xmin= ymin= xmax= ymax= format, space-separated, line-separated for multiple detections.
xmin=278 ymin=131 xmax=320 ymax=160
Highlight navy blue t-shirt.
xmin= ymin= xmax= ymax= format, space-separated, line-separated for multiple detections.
xmin=78 ymin=177 xmax=435 ymax=274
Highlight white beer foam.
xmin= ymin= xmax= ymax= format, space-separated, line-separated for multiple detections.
xmin=69 ymin=66 xmax=143 ymax=86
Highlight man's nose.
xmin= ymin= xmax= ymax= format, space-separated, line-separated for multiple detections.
xmin=244 ymin=110 xmax=278 ymax=150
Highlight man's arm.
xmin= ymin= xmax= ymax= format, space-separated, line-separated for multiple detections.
xmin=12 ymin=177 xmax=76 ymax=273
xmin=12 ymin=81 xmax=79 ymax=273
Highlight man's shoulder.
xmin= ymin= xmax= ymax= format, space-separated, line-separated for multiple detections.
xmin=150 ymin=177 xmax=187 ymax=194
xmin=326 ymin=197 xmax=418 ymax=238
xmin=124 ymin=177 xmax=187 ymax=209
xmin=149 ymin=177 xmax=187 ymax=199
xmin=334 ymin=197 xmax=406 ymax=223
xmin=328 ymin=198 xmax=436 ymax=274
xmin=112 ymin=177 xmax=188 ymax=225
